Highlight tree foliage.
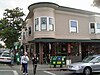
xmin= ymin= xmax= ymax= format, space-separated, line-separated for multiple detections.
xmin=0 ymin=7 xmax=25 ymax=48
xmin=0 ymin=44 xmax=3 ymax=48
xmin=93 ymin=0 xmax=100 ymax=7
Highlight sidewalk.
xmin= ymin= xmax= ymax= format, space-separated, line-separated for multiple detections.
xmin=31 ymin=64 xmax=67 ymax=71
xmin=12 ymin=62 xmax=67 ymax=71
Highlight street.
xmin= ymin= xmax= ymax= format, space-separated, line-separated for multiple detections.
xmin=0 ymin=63 xmax=18 ymax=75
xmin=0 ymin=63 xmax=73 ymax=75
xmin=28 ymin=70 xmax=71 ymax=75
xmin=22 ymin=70 xmax=100 ymax=75
xmin=0 ymin=70 xmax=18 ymax=75
xmin=34 ymin=71 xmax=100 ymax=75
xmin=0 ymin=63 xmax=100 ymax=75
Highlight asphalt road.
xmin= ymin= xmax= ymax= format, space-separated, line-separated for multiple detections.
xmin=0 ymin=63 xmax=18 ymax=75
xmin=27 ymin=70 xmax=100 ymax=75
xmin=25 ymin=70 xmax=71 ymax=75
xmin=0 ymin=63 xmax=100 ymax=75
xmin=0 ymin=70 xmax=18 ymax=75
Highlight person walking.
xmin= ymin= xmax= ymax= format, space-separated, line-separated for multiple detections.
xmin=21 ymin=52 xmax=29 ymax=75
xmin=11 ymin=52 xmax=14 ymax=65
xmin=32 ymin=54 xmax=38 ymax=75
xmin=16 ymin=51 xmax=20 ymax=65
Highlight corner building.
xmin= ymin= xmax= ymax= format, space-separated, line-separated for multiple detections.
xmin=21 ymin=2 xmax=100 ymax=64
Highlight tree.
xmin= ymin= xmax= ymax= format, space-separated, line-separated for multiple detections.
xmin=93 ymin=0 xmax=100 ymax=7
xmin=0 ymin=7 xmax=25 ymax=48
xmin=0 ymin=44 xmax=3 ymax=48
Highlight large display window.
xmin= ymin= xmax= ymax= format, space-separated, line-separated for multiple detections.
xmin=69 ymin=43 xmax=79 ymax=56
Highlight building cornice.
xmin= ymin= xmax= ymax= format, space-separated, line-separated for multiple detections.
xmin=28 ymin=2 xmax=59 ymax=11
xmin=26 ymin=2 xmax=100 ymax=19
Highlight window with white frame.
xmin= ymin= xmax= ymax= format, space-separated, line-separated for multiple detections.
xmin=95 ymin=23 xmax=100 ymax=33
xmin=49 ymin=18 xmax=54 ymax=31
xmin=34 ymin=17 xmax=55 ymax=31
xmin=41 ymin=17 xmax=47 ymax=30
xmin=97 ymin=23 xmax=100 ymax=29
xmin=35 ymin=18 xmax=39 ymax=31
xmin=29 ymin=26 xmax=31 ymax=36
xmin=90 ymin=23 xmax=95 ymax=33
xmin=23 ymin=32 xmax=25 ymax=39
xmin=69 ymin=20 xmax=78 ymax=33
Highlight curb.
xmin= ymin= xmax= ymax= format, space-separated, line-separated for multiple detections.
xmin=45 ymin=68 xmax=67 ymax=71
xmin=11 ymin=64 xmax=68 ymax=71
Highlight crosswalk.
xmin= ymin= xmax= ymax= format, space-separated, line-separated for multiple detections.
xmin=0 ymin=70 xmax=19 ymax=75
xmin=0 ymin=63 xmax=19 ymax=75
xmin=44 ymin=71 xmax=56 ymax=75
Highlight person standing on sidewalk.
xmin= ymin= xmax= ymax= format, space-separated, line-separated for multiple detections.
xmin=21 ymin=52 xmax=29 ymax=75
xmin=11 ymin=51 xmax=14 ymax=65
xmin=16 ymin=51 xmax=20 ymax=65
xmin=32 ymin=54 xmax=38 ymax=75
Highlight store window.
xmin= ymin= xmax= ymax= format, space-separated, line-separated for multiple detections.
xmin=69 ymin=20 xmax=78 ymax=33
xmin=35 ymin=18 xmax=39 ymax=31
xmin=41 ymin=17 xmax=47 ymax=31
xmin=55 ymin=43 xmax=67 ymax=56
xmin=70 ymin=43 xmax=79 ymax=56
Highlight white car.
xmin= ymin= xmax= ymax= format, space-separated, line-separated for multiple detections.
xmin=68 ymin=55 xmax=100 ymax=75
xmin=0 ymin=51 xmax=11 ymax=63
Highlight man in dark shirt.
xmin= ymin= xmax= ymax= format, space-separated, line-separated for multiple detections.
xmin=32 ymin=54 xmax=38 ymax=75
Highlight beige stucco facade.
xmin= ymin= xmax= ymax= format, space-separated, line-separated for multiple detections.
xmin=23 ymin=2 xmax=100 ymax=41
xmin=21 ymin=2 xmax=100 ymax=64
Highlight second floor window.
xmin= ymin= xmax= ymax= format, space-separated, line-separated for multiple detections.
xmin=90 ymin=23 xmax=95 ymax=33
xmin=97 ymin=23 xmax=100 ymax=29
xmin=69 ymin=20 xmax=78 ymax=33
xmin=90 ymin=22 xmax=100 ymax=34
xmin=41 ymin=17 xmax=47 ymax=31
xmin=49 ymin=18 xmax=54 ymax=31
xmin=35 ymin=18 xmax=39 ymax=31
xmin=34 ymin=17 xmax=55 ymax=32
xmin=29 ymin=27 xmax=31 ymax=36
xmin=23 ymin=32 xmax=25 ymax=39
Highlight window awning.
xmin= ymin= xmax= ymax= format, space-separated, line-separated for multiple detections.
xmin=28 ymin=38 xmax=100 ymax=43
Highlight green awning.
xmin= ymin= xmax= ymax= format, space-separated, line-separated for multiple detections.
xmin=28 ymin=38 xmax=100 ymax=43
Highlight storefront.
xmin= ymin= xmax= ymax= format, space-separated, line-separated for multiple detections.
xmin=27 ymin=39 xmax=81 ymax=64
xmin=25 ymin=38 xmax=100 ymax=64
xmin=81 ymin=42 xmax=100 ymax=59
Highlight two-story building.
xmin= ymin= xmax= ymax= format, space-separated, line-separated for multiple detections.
xmin=21 ymin=2 xmax=100 ymax=64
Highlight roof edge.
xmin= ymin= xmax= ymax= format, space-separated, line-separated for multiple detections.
xmin=28 ymin=2 xmax=59 ymax=11
xmin=26 ymin=2 xmax=100 ymax=19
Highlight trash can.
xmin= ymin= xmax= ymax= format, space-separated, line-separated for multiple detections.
xmin=50 ymin=56 xmax=66 ymax=68
xmin=66 ymin=58 xmax=71 ymax=67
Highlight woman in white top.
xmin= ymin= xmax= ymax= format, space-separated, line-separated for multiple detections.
xmin=21 ymin=52 xmax=29 ymax=75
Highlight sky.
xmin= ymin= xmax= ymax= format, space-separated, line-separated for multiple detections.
xmin=0 ymin=0 xmax=100 ymax=19
xmin=0 ymin=0 xmax=100 ymax=45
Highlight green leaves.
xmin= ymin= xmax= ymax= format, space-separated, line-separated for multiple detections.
xmin=0 ymin=7 xmax=25 ymax=48
xmin=93 ymin=0 xmax=100 ymax=7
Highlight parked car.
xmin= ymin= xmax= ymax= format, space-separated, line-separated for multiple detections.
xmin=0 ymin=49 xmax=6 ymax=55
xmin=0 ymin=51 xmax=11 ymax=63
xmin=67 ymin=55 xmax=100 ymax=75
xmin=0 ymin=52 xmax=2 ymax=55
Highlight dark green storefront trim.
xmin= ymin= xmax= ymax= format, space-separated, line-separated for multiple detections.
xmin=28 ymin=38 xmax=100 ymax=43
